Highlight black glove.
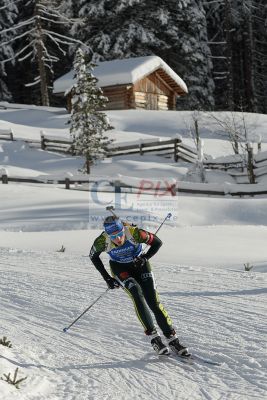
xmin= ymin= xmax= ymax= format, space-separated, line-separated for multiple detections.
xmin=134 ymin=254 xmax=147 ymax=268
xmin=105 ymin=277 xmax=120 ymax=289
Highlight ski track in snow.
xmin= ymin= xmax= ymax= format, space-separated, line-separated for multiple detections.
xmin=0 ymin=248 xmax=266 ymax=400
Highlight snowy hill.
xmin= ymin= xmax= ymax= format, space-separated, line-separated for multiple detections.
xmin=1 ymin=246 xmax=267 ymax=400
xmin=0 ymin=105 xmax=267 ymax=399
xmin=1 ymin=104 xmax=267 ymax=185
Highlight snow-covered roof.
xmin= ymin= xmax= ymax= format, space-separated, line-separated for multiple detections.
xmin=53 ymin=56 xmax=188 ymax=95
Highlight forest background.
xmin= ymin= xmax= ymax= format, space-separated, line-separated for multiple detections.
xmin=0 ymin=0 xmax=266 ymax=114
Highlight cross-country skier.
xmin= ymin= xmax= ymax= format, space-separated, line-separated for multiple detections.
xmin=89 ymin=215 xmax=190 ymax=357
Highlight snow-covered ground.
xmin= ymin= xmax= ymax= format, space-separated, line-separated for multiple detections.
xmin=1 ymin=245 xmax=266 ymax=400
xmin=0 ymin=104 xmax=267 ymax=399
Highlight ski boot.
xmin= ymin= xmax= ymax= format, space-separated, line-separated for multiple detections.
xmin=167 ymin=335 xmax=191 ymax=358
xmin=151 ymin=335 xmax=170 ymax=356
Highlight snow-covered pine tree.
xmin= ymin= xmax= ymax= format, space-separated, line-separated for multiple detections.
xmin=0 ymin=0 xmax=84 ymax=106
xmin=237 ymin=0 xmax=267 ymax=114
xmin=205 ymin=0 xmax=267 ymax=113
xmin=0 ymin=1 xmax=18 ymax=100
xmin=69 ymin=48 xmax=113 ymax=174
xmin=153 ymin=0 xmax=214 ymax=110
xmin=71 ymin=0 xmax=215 ymax=110
xmin=69 ymin=0 xmax=153 ymax=61
xmin=205 ymin=0 xmax=250 ymax=111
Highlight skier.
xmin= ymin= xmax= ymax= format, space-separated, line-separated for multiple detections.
xmin=89 ymin=215 xmax=190 ymax=357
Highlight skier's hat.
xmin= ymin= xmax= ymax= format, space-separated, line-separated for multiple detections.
xmin=104 ymin=216 xmax=124 ymax=235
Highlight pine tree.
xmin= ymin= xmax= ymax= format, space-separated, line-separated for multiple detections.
xmin=0 ymin=0 xmax=84 ymax=106
xmin=69 ymin=49 xmax=113 ymax=174
xmin=205 ymin=0 xmax=267 ymax=113
xmin=152 ymin=0 xmax=214 ymax=110
xmin=0 ymin=1 xmax=18 ymax=100
xmin=71 ymin=0 xmax=214 ymax=110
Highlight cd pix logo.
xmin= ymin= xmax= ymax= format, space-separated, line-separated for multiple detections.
xmin=90 ymin=178 xmax=177 ymax=207
xmin=89 ymin=178 xmax=178 ymax=228
xmin=89 ymin=178 xmax=178 ymax=227
xmin=136 ymin=179 xmax=176 ymax=197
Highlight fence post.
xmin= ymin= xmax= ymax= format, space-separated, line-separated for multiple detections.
xmin=194 ymin=119 xmax=199 ymax=147
xmin=139 ymin=141 xmax=143 ymax=156
xmin=2 ymin=174 xmax=8 ymax=184
xmin=65 ymin=178 xmax=70 ymax=189
xmin=257 ymin=134 xmax=262 ymax=153
xmin=40 ymin=131 xmax=45 ymax=150
xmin=0 ymin=168 xmax=8 ymax=184
xmin=197 ymin=139 xmax=206 ymax=182
xmin=10 ymin=129 xmax=14 ymax=141
xmin=114 ymin=180 xmax=122 ymax=210
xmin=114 ymin=180 xmax=121 ymax=194
xmin=70 ymin=144 xmax=75 ymax=155
xmin=247 ymin=142 xmax=255 ymax=184
xmin=197 ymin=139 xmax=204 ymax=162
xmin=174 ymin=138 xmax=179 ymax=162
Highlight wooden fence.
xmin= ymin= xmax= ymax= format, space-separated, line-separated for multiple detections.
xmin=2 ymin=170 xmax=267 ymax=197
xmin=0 ymin=128 xmax=14 ymax=141
xmin=203 ymin=159 xmax=245 ymax=171
xmin=40 ymin=134 xmax=201 ymax=162
xmin=3 ymin=126 xmax=267 ymax=182
xmin=108 ymin=137 xmax=200 ymax=163
xmin=0 ymin=171 xmax=89 ymax=189
xmin=203 ymin=147 xmax=267 ymax=184
xmin=93 ymin=179 xmax=267 ymax=197
xmin=40 ymin=133 xmax=74 ymax=154
xmin=253 ymin=151 xmax=267 ymax=183
xmin=2 ymin=129 xmax=200 ymax=163
xmin=0 ymin=132 xmax=265 ymax=185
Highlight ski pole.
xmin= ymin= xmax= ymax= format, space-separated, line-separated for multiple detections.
xmin=154 ymin=212 xmax=172 ymax=235
xmin=142 ymin=212 xmax=172 ymax=253
xmin=106 ymin=205 xmax=172 ymax=232
xmin=106 ymin=207 xmax=172 ymax=238
xmin=63 ymin=288 xmax=110 ymax=333
xmin=106 ymin=205 xmax=118 ymax=218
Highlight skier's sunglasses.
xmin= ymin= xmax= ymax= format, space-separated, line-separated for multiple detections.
xmin=109 ymin=229 xmax=124 ymax=240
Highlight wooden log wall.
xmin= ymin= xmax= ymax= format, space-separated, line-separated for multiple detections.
xmin=64 ymin=70 xmax=179 ymax=111
xmin=133 ymin=72 xmax=176 ymax=110
xmin=103 ymin=85 xmax=130 ymax=109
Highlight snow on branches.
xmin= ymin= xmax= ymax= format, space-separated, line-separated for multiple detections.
xmin=69 ymin=48 xmax=113 ymax=174
xmin=0 ymin=0 xmax=86 ymax=105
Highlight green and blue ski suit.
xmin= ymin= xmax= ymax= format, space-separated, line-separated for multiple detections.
xmin=89 ymin=222 xmax=175 ymax=337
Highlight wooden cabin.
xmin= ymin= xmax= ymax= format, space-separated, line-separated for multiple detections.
xmin=53 ymin=56 xmax=188 ymax=111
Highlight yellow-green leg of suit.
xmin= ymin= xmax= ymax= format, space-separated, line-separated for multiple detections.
xmin=110 ymin=260 xmax=174 ymax=336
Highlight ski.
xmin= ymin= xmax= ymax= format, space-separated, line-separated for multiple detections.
xmin=171 ymin=353 xmax=222 ymax=366
xmin=190 ymin=354 xmax=222 ymax=366
xmin=161 ymin=353 xmax=222 ymax=367
xmin=169 ymin=354 xmax=194 ymax=365
xmin=144 ymin=351 xmax=222 ymax=368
